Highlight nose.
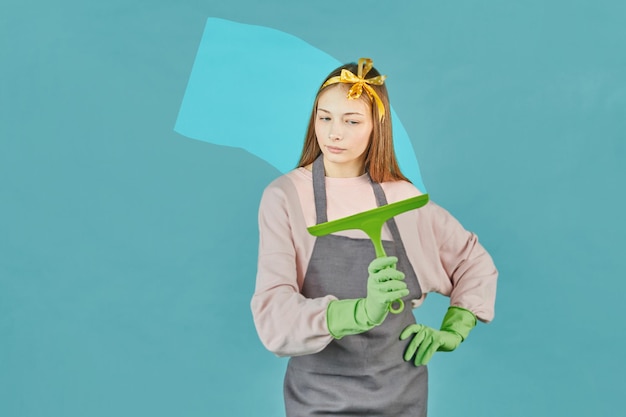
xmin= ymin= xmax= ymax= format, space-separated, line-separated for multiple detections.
xmin=328 ymin=121 xmax=343 ymax=141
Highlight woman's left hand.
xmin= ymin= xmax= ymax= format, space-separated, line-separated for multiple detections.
xmin=400 ymin=306 xmax=477 ymax=366
xmin=399 ymin=324 xmax=462 ymax=366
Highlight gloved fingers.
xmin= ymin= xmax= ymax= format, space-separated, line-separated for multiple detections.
xmin=370 ymin=268 xmax=405 ymax=282
xmin=414 ymin=334 xmax=441 ymax=366
xmin=379 ymin=289 xmax=410 ymax=304
xmin=399 ymin=324 xmax=423 ymax=341
xmin=403 ymin=327 xmax=427 ymax=362
xmin=371 ymin=280 xmax=408 ymax=303
xmin=372 ymin=278 xmax=408 ymax=293
xmin=369 ymin=289 xmax=409 ymax=305
xmin=368 ymin=256 xmax=398 ymax=273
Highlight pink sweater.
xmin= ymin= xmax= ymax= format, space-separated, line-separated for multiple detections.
xmin=251 ymin=168 xmax=498 ymax=357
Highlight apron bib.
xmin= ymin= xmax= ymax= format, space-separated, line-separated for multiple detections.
xmin=284 ymin=156 xmax=428 ymax=417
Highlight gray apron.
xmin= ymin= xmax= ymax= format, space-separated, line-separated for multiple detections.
xmin=284 ymin=156 xmax=428 ymax=417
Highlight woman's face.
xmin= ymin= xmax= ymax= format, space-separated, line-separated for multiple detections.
xmin=314 ymin=85 xmax=374 ymax=178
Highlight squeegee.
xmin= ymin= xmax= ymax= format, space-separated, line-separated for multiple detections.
xmin=308 ymin=194 xmax=429 ymax=313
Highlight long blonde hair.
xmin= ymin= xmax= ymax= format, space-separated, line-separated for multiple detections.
xmin=297 ymin=62 xmax=410 ymax=183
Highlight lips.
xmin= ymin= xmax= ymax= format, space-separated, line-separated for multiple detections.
xmin=326 ymin=145 xmax=345 ymax=153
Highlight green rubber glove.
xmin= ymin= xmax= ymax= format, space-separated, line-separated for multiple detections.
xmin=400 ymin=306 xmax=477 ymax=366
xmin=327 ymin=256 xmax=409 ymax=339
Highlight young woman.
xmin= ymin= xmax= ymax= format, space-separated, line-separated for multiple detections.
xmin=251 ymin=58 xmax=498 ymax=416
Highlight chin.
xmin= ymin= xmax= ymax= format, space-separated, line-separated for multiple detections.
xmin=322 ymin=153 xmax=350 ymax=164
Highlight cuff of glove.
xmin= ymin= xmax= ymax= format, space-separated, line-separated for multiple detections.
xmin=326 ymin=299 xmax=375 ymax=339
xmin=440 ymin=306 xmax=477 ymax=341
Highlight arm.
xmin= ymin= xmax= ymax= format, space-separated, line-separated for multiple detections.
xmin=250 ymin=180 xmax=336 ymax=357
xmin=402 ymin=203 xmax=498 ymax=365
xmin=436 ymin=204 xmax=498 ymax=323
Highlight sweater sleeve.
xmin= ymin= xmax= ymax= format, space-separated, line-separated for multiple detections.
xmin=433 ymin=204 xmax=498 ymax=323
xmin=250 ymin=178 xmax=336 ymax=357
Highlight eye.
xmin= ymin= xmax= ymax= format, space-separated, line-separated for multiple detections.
xmin=318 ymin=116 xmax=331 ymax=121
xmin=346 ymin=120 xmax=360 ymax=125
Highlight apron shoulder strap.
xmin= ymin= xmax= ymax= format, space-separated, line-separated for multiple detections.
xmin=370 ymin=181 xmax=404 ymax=245
xmin=312 ymin=155 xmax=328 ymax=224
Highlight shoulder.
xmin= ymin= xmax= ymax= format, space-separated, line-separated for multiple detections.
xmin=260 ymin=169 xmax=309 ymax=210
xmin=382 ymin=180 xmax=466 ymax=236
xmin=380 ymin=180 xmax=456 ymax=220
xmin=380 ymin=179 xmax=424 ymax=203
xmin=263 ymin=172 xmax=293 ymax=195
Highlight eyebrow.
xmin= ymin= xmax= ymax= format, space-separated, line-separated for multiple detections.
xmin=317 ymin=107 xmax=366 ymax=117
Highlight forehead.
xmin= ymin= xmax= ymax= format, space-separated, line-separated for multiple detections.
xmin=317 ymin=85 xmax=371 ymax=114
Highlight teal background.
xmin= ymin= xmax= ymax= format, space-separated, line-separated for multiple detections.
xmin=1 ymin=1 xmax=624 ymax=416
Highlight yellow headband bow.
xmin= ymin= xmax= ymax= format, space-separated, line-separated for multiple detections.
xmin=321 ymin=57 xmax=387 ymax=121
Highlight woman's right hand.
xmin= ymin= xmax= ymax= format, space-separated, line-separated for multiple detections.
xmin=364 ymin=256 xmax=409 ymax=325
xmin=326 ymin=256 xmax=409 ymax=339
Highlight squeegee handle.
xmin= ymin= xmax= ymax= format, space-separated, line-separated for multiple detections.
xmin=374 ymin=242 xmax=405 ymax=314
